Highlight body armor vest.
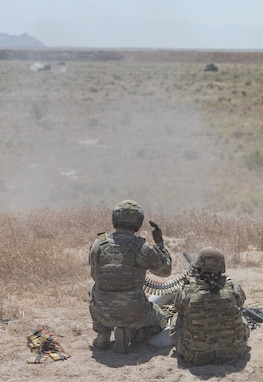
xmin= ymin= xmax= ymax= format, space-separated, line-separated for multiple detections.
xmin=180 ymin=280 xmax=247 ymax=363
xmin=95 ymin=233 xmax=146 ymax=291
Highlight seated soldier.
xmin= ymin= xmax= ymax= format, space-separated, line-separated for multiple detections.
xmin=88 ymin=199 xmax=172 ymax=353
xmin=171 ymin=246 xmax=250 ymax=365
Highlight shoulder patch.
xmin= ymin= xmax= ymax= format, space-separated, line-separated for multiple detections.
xmin=97 ymin=232 xmax=107 ymax=243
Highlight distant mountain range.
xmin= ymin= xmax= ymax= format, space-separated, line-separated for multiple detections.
xmin=0 ymin=33 xmax=45 ymax=48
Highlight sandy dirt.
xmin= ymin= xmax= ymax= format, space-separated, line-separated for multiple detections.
xmin=1 ymin=264 xmax=262 ymax=382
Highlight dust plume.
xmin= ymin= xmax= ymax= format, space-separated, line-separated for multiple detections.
xmin=0 ymin=59 xmax=219 ymax=213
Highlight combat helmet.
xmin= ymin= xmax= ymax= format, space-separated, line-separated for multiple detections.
xmin=112 ymin=199 xmax=144 ymax=232
xmin=195 ymin=246 xmax=225 ymax=274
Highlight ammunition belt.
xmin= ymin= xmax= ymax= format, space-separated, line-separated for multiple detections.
xmin=143 ymin=269 xmax=192 ymax=295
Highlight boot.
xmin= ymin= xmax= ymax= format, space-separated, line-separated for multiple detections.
xmin=114 ymin=327 xmax=136 ymax=354
xmin=92 ymin=330 xmax=111 ymax=350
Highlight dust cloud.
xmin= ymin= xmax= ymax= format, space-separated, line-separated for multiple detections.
xmin=0 ymin=61 xmax=220 ymax=214
xmin=0 ymin=102 xmax=218 ymax=213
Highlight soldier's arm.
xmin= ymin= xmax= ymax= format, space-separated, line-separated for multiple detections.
xmin=147 ymin=220 xmax=172 ymax=276
xmin=225 ymin=277 xmax=246 ymax=307
xmin=232 ymin=282 xmax=246 ymax=307
xmin=88 ymin=239 xmax=100 ymax=281
xmin=152 ymin=244 xmax=172 ymax=276
xmin=138 ymin=241 xmax=172 ymax=277
xmin=173 ymin=287 xmax=185 ymax=314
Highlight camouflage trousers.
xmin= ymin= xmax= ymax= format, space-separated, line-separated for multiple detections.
xmin=89 ymin=284 xmax=167 ymax=342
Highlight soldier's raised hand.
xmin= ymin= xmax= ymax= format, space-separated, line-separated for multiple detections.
xmin=149 ymin=220 xmax=163 ymax=244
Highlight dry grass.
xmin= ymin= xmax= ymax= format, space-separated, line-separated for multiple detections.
xmin=1 ymin=207 xmax=262 ymax=302
xmin=1 ymin=206 xmax=262 ymax=382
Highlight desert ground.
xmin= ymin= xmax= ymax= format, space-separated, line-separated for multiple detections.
xmin=0 ymin=50 xmax=263 ymax=381
xmin=1 ymin=49 xmax=263 ymax=215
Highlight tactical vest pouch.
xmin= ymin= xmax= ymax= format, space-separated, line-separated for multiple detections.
xmin=96 ymin=238 xmax=137 ymax=291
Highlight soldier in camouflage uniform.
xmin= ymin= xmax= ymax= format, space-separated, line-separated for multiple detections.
xmin=171 ymin=247 xmax=250 ymax=365
xmin=89 ymin=200 xmax=172 ymax=353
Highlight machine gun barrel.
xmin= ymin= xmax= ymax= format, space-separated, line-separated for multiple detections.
xmin=182 ymin=251 xmax=194 ymax=266
xmin=242 ymin=307 xmax=263 ymax=323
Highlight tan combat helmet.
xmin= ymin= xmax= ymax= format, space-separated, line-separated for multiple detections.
xmin=112 ymin=199 xmax=144 ymax=232
xmin=195 ymin=246 xmax=226 ymax=274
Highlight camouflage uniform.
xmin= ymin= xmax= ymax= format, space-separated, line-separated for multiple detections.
xmin=89 ymin=229 xmax=171 ymax=341
xmin=172 ymin=275 xmax=250 ymax=365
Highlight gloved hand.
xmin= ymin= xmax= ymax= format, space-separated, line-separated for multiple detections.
xmin=149 ymin=221 xmax=163 ymax=244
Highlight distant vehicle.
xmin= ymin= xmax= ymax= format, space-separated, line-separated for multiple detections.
xmin=204 ymin=63 xmax=218 ymax=72
xmin=30 ymin=62 xmax=52 ymax=72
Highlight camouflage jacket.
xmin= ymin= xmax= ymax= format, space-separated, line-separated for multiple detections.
xmin=89 ymin=229 xmax=172 ymax=285
xmin=88 ymin=229 xmax=172 ymax=328
xmin=172 ymin=276 xmax=249 ymax=364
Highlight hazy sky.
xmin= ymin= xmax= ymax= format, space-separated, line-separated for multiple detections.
xmin=1 ymin=0 xmax=263 ymax=49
